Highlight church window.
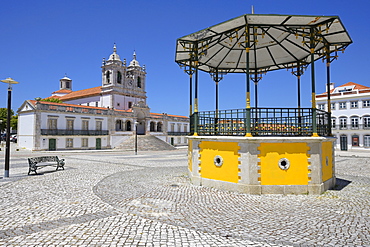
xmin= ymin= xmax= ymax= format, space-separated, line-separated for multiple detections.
xmin=150 ymin=122 xmax=155 ymax=132
xmin=66 ymin=81 xmax=70 ymax=89
xmin=106 ymin=71 xmax=111 ymax=83
xmin=126 ymin=121 xmax=132 ymax=131
xmin=116 ymin=120 xmax=123 ymax=131
xmin=128 ymin=102 xmax=132 ymax=108
xmin=157 ymin=122 xmax=163 ymax=132
xmin=137 ymin=76 xmax=141 ymax=88
xmin=117 ymin=71 xmax=122 ymax=84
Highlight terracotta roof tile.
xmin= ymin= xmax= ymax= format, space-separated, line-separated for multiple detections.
xmin=52 ymin=89 xmax=73 ymax=94
xmin=150 ymin=112 xmax=188 ymax=119
xmin=317 ymin=82 xmax=370 ymax=96
xmin=32 ymin=100 xmax=109 ymax=110
xmin=60 ymin=86 xmax=102 ymax=101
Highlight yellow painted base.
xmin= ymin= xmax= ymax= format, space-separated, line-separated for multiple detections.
xmin=199 ymin=141 xmax=240 ymax=183
xmin=258 ymin=143 xmax=310 ymax=185
xmin=188 ymin=136 xmax=336 ymax=195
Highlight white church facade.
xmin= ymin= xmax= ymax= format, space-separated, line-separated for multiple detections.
xmin=17 ymin=45 xmax=189 ymax=151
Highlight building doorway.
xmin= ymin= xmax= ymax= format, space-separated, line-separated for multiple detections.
xmin=340 ymin=135 xmax=347 ymax=151
xmin=352 ymin=135 xmax=359 ymax=147
xmin=48 ymin=139 xmax=56 ymax=151
xmin=136 ymin=121 xmax=145 ymax=135
xmin=96 ymin=138 xmax=101 ymax=150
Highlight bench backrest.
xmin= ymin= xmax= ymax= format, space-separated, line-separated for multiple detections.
xmin=28 ymin=156 xmax=59 ymax=164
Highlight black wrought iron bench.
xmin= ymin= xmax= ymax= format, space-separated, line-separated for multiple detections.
xmin=28 ymin=156 xmax=65 ymax=175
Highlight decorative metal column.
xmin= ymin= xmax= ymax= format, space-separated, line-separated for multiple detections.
xmin=310 ymin=28 xmax=318 ymax=137
xmin=1 ymin=78 xmax=19 ymax=178
xmin=193 ymin=55 xmax=199 ymax=136
xmin=291 ymin=61 xmax=308 ymax=131
xmin=245 ymin=25 xmax=252 ymax=137
xmin=210 ymin=69 xmax=226 ymax=134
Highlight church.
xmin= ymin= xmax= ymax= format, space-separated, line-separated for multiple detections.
xmin=17 ymin=45 xmax=189 ymax=151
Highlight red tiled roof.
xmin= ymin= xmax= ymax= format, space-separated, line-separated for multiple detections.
xmin=29 ymin=99 xmax=109 ymax=110
xmin=317 ymin=82 xmax=370 ymax=97
xmin=150 ymin=112 xmax=188 ymax=119
xmin=44 ymin=95 xmax=62 ymax=100
xmin=59 ymin=86 xmax=102 ymax=101
xmin=52 ymin=89 xmax=73 ymax=94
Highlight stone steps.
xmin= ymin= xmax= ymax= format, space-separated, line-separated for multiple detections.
xmin=115 ymin=135 xmax=176 ymax=151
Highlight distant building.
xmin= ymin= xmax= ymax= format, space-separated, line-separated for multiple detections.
xmin=17 ymin=45 xmax=189 ymax=151
xmin=316 ymin=82 xmax=370 ymax=150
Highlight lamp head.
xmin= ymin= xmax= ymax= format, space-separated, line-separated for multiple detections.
xmin=1 ymin=77 xmax=19 ymax=84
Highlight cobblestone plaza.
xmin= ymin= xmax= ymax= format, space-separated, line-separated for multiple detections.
xmin=0 ymin=145 xmax=369 ymax=246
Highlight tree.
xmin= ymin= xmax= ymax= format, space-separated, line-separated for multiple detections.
xmin=11 ymin=115 xmax=18 ymax=131
xmin=0 ymin=108 xmax=14 ymax=133
xmin=40 ymin=98 xmax=63 ymax=103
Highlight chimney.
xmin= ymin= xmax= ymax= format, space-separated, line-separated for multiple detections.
xmin=329 ymin=83 xmax=335 ymax=91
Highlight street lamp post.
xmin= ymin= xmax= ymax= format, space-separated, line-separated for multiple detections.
xmin=1 ymin=78 xmax=19 ymax=178
xmin=135 ymin=121 xmax=139 ymax=155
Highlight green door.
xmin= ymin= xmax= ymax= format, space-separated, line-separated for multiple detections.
xmin=49 ymin=139 xmax=56 ymax=151
xmin=96 ymin=138 xmax=101 ymax=150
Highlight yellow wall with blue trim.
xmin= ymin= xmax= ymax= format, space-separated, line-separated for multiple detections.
xmin=199 ymin=141 xmax=240 ymax=183
xmin=258 ymin=143 xmax=310 ymax=185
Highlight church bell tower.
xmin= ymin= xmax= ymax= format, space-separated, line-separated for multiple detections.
xmin=100 ymin=45 xmax=148 ymax=110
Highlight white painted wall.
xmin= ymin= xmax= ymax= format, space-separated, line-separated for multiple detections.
xmin=18 ymin=113 xmax=35 ymax=149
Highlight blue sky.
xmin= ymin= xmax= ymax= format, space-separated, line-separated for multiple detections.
xmin=0 ymin=0 xmax=369 ymax=117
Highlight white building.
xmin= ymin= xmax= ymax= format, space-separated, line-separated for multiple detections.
xmin=316 ymin=82 xmax=370 ymax=150
xmin=17 ymin=45 xmax=189 ymax=151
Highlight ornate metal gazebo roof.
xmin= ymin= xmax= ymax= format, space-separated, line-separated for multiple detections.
xmin=175 ymin=14 xmax=352 ymax=73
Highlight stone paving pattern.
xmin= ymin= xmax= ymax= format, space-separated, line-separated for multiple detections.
xmin=0 ymin=145 xmax=369 ymax=246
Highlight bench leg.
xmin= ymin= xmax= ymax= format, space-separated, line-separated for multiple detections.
xmin=28 ymin=166 xmax=37 ymax=175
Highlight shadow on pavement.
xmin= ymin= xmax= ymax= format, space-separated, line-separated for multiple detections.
xmin=331 ymin=177 xmax=352 ymax=191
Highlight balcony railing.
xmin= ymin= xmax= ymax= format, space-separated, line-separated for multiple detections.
xmin=41 ymin=129 xmax=109 ymax=136
xmin=190 ymin=108 xmax=331 ymax=137
xmin=167 ymin=132 xmax=190 ymax=136
xmin=332 ymin=124 xmax=370 ymax=130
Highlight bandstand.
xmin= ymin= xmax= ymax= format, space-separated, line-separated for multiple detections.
xmin=175 ymin=14 xmax=352 ymax=194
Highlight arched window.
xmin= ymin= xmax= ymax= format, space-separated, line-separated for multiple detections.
xmin=115 ymin=120 xmax=123 ymax=131
xmin=157 ymin=122 xmax=162 ymax=132
xmin=351 ymin=116 xmax=359 ymax=129
xmin=106 ymin=71 xmax=111 ymax=83
xmin=137 ymin=76 xmax=141 ymax=88
xmin=363 ymin=116 xmax=370 ymax=129
xmin=126 ymin=121 xmax=131 ymax=131
xmin=150 ymin=122 xmax=155 ymax=132
xmin=117 ymin=71 xmax=122 ymax=84
xmin=339 ymin=117 xmax=347 ymax=130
